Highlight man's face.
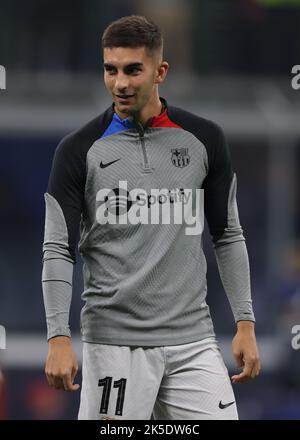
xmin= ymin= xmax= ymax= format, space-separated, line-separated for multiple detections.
xmin=103 ymin=46 xmax=164 ymax=117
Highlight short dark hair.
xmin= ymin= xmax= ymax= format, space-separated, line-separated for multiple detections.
xmin=102 ymin=15 xmax=163 ymax=56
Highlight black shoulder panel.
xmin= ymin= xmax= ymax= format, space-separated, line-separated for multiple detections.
xmin=167 ymin=105 xmax=234 ymax=242
xmin=47 ymin=106 xmax=114 ymax=260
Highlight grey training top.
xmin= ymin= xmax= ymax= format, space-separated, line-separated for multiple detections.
xmin=42 ymin=97 xmax=255 ymax=346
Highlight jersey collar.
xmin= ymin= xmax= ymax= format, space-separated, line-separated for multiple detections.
xmin=111 ymin=97 xmax=168 ymax=129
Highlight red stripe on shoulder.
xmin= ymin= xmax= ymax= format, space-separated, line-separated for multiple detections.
xmin=150 ymin=109 xmax=182 ymax=129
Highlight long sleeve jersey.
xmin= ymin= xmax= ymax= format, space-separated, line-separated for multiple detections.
xmin=42 ymin=97 xmax=255 ymax=346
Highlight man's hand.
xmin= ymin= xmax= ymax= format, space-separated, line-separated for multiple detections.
xmin=45 ymin=336 xmax=80 ymax=391
xmin=231 ymin=321 xmax=260 ymax=384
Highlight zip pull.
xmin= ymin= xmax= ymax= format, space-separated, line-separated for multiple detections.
xmin=136 ymin=121 xmax=145 ymax=138
xmin=135 ymin=121 xmax=150 ymax=170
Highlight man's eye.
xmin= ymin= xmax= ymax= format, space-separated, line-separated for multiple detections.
xmin=105 ymin=68 xmax=116 ymax=74
xmin=127 ymin=68 xmax=141 ymax=74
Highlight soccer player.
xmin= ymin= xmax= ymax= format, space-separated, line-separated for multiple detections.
xmin=42 ymin=15 xmax=260 ymax=420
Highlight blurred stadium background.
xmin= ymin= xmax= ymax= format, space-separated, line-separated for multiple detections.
xmin=0 ymin=0 xmax=300 ymax=420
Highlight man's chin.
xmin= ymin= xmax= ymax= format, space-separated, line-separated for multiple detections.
xmin=115 ymin=103 xmax=136 ymax=116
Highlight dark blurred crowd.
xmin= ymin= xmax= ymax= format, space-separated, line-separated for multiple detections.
xmin=0 ymin=0 xmax=300 ymax=75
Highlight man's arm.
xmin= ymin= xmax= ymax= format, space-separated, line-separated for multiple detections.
xmin=203 ymin=125 xmax=260 ymax=383
xmin=42 ymin=132 xmax=85 ymax=391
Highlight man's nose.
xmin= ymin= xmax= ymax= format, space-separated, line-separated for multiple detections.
xmin=115 ymin=73 xmax=129 ymax=91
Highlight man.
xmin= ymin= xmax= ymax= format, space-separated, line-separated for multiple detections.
xmin=42 ymin=15 xmax=260 ymax=420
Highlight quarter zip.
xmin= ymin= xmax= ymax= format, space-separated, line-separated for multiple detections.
xmin=136 ymin=121 xmax=151 ymax=171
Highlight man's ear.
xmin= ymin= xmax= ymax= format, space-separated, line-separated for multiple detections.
xmin=155 ymin=61 xmax=169 ymax=84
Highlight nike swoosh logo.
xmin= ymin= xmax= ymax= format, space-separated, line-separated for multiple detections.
xmin=219 ymin=400 xmax=235 ymax=409
xmin=100 ymin=158 xmax=121 ymax=168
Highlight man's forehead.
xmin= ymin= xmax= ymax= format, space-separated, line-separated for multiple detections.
xmin=103 ymin=46 xmax=150 ymax=65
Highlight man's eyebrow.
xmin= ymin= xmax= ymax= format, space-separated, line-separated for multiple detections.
xmin=125 ymin=63 xmax=144 ymax=69
xmin=103 ymin=62 xmax=144 ymax=69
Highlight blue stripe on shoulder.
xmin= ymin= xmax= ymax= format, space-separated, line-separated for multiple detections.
xmin=101 ymin=113 xmax=135 ymax=139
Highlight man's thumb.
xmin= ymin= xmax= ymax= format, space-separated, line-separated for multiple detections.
xmin=234 ymin=351 xmax=244 ymax=368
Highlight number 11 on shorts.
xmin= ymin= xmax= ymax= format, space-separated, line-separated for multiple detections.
xmin=98 ymin=376 xmax=127 ymax=416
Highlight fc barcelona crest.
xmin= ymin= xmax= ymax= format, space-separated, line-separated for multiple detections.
xmin=171 ymin=148 xmax=190 ymax=168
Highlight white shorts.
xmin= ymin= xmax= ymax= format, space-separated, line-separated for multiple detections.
xmin=78 ymin=337 xmax=238 ymax=420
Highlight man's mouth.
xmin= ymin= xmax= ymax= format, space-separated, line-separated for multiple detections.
xmin=115 ymin=94 xmax=135 ymax=99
